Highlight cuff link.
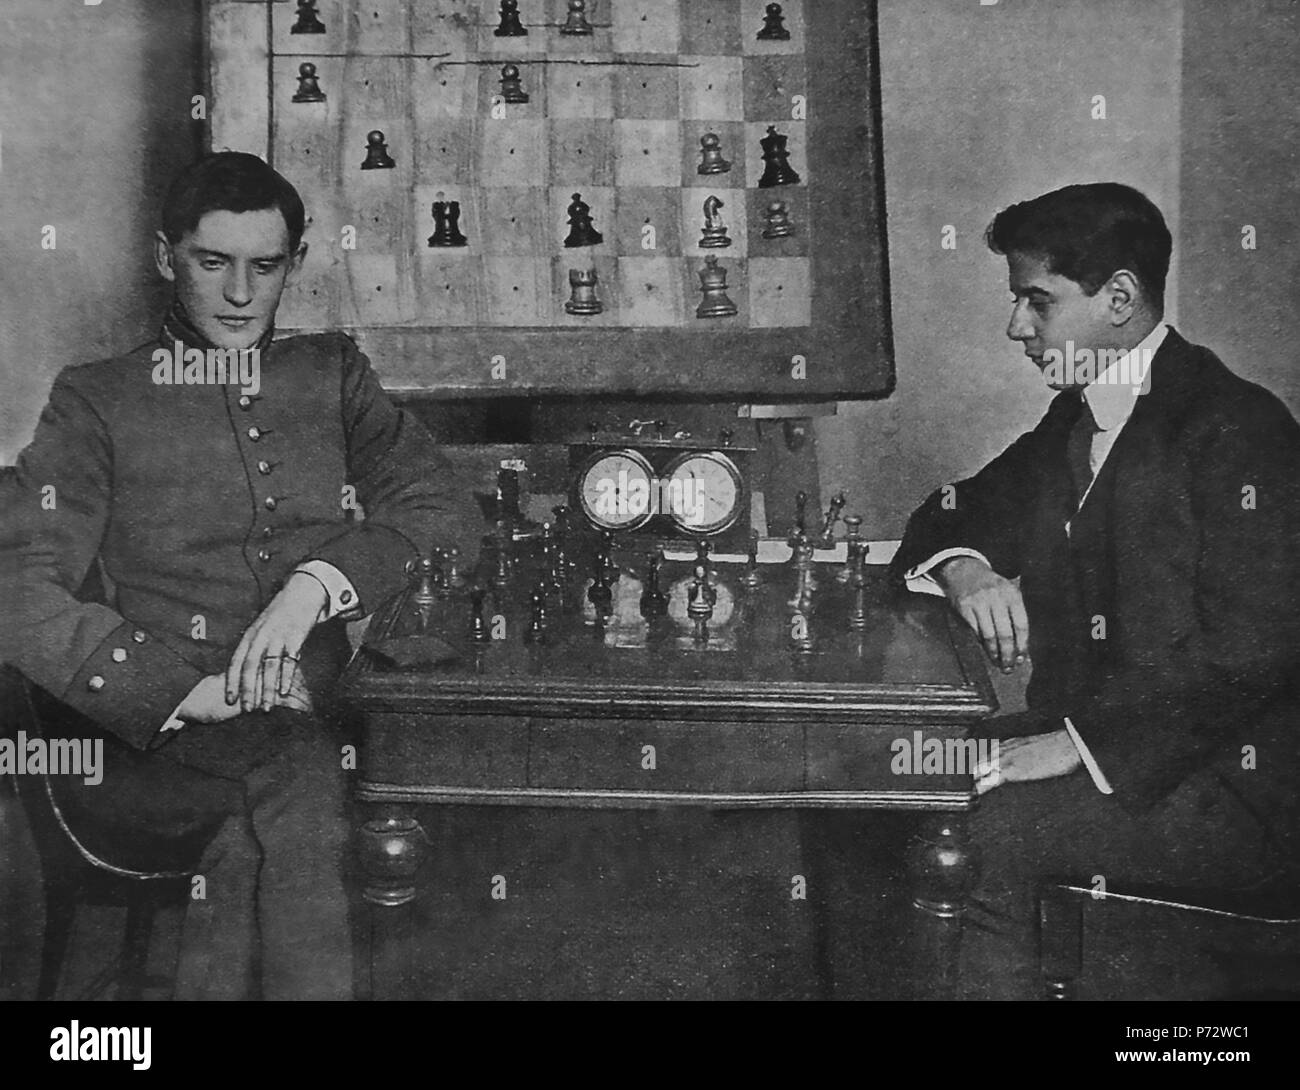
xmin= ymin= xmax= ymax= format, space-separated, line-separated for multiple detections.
xmin=87 ymin=675 xmax=105 ymax=692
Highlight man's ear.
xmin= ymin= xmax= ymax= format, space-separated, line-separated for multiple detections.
xmin=1105 ymin=269 xmax=1140 ymax=325
xmin=154 ymin=231 xmax=177 ymax=282
xmin=285 ymin=241 xmax=308 ymax=287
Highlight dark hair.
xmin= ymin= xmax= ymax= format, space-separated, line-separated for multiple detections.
xmin=985 ymin=183 xmax=1171 ymax=309
xmin=161 ymin=152 xmax=306 ymax=250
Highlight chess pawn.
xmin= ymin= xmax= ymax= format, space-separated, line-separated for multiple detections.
xmin=361 ymin=130 xmax=396 ymax=170
xmin=441 ymin=545 xmax=467 ymax=591
xmin=838 ymin=515 xmax=865 ymax=584
xmin=469 ymin=585 xmax=490 ymax=642
xmin=788 ymin=490 xmax=808 ymax=547
xmin=817 ymin=491 xmax=846 ymax=549
xmin=564 ymin=193 xmax=603 ymax=248
xmin=560 ymin=0 xmax=593 ymax=36
xmin=495 ymin=0 xmax=527 ymax=37
xmin=697 ymin=132 xmax=732 ymax=175
xmin=291 ymin=62 xmax=326 ymax=104
xmin=762 ymin=200 xmax=795 ymax=239
xmin=290 ymin=0 xmax=326 ymax=35
xmin=695 ymin=256 xmax=738 ymax=319
xmin=699 ymin=195 xmax=732 ymax=249
xmin=565 ymin=268 xmax=604 ymax=316
xmin=758 ymin=125 xmax=801 ymax=188
xmin=756 ymin=2 xmax=791 ymax=41
xmin=500 ymin=63 xmax=529 ymax=104
xmin=687 ymin=563 xmax=716 ymax=623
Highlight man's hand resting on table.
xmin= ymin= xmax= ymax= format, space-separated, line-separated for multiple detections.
xmin=934 ymin=555 xmax=1029 ymax=673
xmin=177 ymin=668 xmax=314 ymax=724
xmin=974 ymin=730 xmax=1082 ymax=795
xmin=225 ymin=570 xmax=329 ymax=712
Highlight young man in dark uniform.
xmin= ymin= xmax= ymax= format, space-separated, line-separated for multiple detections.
xmin=892 ymin=183 xmax=1300 ymax=999
xmin=1 ymin=152 xmax=454 ymax=998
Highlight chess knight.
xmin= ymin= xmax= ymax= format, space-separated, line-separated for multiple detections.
xmin=0 ymin=152 xmax=456 ymax=999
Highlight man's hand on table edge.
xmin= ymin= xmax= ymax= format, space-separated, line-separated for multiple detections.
xmin=934 ymin=555 xmax=1029 ymax=674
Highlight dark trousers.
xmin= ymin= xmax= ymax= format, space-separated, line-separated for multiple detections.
xmin=960 ymin=767 xmax=1289 ymax=1000
xmin=53 ymin=705 xmax=353 ymax=1000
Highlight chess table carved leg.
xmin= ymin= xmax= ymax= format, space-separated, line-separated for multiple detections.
xmin=904 ymin=814 xmax=976 ymax=1000
xmin=358 ymin=806 xmax=426 ymax=1001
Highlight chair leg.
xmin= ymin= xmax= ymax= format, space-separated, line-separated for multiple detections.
xmin=1039 ymin=885 xmax=1084 ymax=1000
xmin=38 ymin=887 xmax=77 ymax=1001
xmin=118 ymin=895 xmax=156 ymax=1001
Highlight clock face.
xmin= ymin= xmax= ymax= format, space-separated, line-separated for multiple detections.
xmin=664 ymin=452 xmax=742 ymax=534
xmin=578 ymin=450 xmax=655 ymax=530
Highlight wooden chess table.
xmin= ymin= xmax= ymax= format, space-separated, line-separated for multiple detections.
xmin=341 ymin=536 xmax=996 ymax=998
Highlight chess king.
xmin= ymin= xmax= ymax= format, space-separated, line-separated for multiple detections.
xmin=891 ymin=182 xmax=1300 ymax=999
xmin=0 ymin=152 xmax=455 ymax=999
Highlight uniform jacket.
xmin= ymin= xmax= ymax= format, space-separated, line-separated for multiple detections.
xmin=1 ymin=329 xmax=453 ymax=754
xmin=891 ymin=328 xmax=1300 ymax=826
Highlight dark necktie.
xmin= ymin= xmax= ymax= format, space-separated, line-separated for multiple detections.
xmin=1066 ymin=394 xmax=1101 ymax=506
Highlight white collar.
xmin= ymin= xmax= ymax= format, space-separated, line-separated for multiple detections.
xmin=1082 ymin=323 xmax=1169 ymax=431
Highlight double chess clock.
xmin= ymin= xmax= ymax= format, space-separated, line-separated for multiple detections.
xmin=569 ymin=423 xmax=754 ymax=548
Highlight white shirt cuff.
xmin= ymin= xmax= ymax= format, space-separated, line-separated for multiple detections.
xmin=1064 ymin=716 xmax=1113 ymax=794
xmin=903 ymin=548 xmax=993 ymax=597
xmin=296 ymin=560 xmax=363 ymax=620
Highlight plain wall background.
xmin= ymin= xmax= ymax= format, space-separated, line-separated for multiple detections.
xmin=2 ymin=0 xmax=1296 ymax=537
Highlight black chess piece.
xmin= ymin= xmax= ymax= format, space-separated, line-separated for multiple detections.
xmin=361 ymin=130 xmax=395 ymax=170
xmin=410 ymin=555 xmax=439 ymax=632
xmin=564 ymin=193 xmax=603 ymax=247
xmin=587 ymin=555 xmax=613 ymax=611
xmin=290 ymin=0 xmax=326 ymax=35
xmin=817 ymin=491 xmax=846 ymax=549
xmin=695 ymin=256 xmax=738 ymax=319
xmin=838 ymin=515 xmax=864 ymax=584
xmin=500 ymin=63 xmax=529 ymax=104
xmin=789 ymin=490 xmax=808 ymax=547
xmin=490 ymin=533 xmax=513 ymax=590
xmin=687 ymin=562 xmax=717 ymax=623
xmin=699 ymin=195 xmax=731 ymax=249
xmin=756 ymin=2 xmax=791 ymax=41
xmin=697 ymin=132 xmax=731 ymax=175
xmin=291 ymin=62 xmax=326 ymax=104
xmin=742 ymin=532 xmax=763 ymax=589
xmin=640 ymin=551 xmax=669 ymax=618
xmin=848 ymin=551 xmax=869 ymax=633
xmin=526 ymin=587 xmax=548 ymax=643
xmin=441 ymin=545 xmax=467 ymax=591
xmin=495 ymin=0 xmax=527 ymax=37
xmin=469 ymin=584 xmax=490 ymax=642
xmin=598 ymin=530 xmax=621 ymax=578
xmin=762 ymin=199 xmax=795 ymax=239
xmin=758 ymin=126 xmax=801 ymax=188
xmin=427 ymin=199 xmax=468 ymax=247
xmin=560 ymin=0 xmax=593 ymax=36
xmin=565 ymin=269 xmax=603 ymax=316
xmin=693 ymin=537 xmax=712 ymax=575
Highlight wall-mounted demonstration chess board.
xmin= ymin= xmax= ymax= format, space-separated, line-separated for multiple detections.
xmin=207 ymin=0 xmax=891 ymax=399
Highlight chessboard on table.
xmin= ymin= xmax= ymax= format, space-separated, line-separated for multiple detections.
xmin=206 ymin=0 xmax=891 ymax=400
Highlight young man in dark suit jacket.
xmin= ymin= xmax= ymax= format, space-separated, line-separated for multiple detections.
xmin=891 ymin=183 xmax=1300 ymax=999
xmin=1 ymin=153 xmax=454 ymax=998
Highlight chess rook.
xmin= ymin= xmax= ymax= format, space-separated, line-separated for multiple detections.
xmin=564 ymin=193 xmax=603 ymax=247
xmin=758 ymin=126 xmax=801 ymax=188
xmin=762 ymin=200 xmax=794 ymax=239
xmin=565 ymin=268 xmax=603 ymax=315
xmin=560 ymin=0 xmax=594 ymax=36
xmin=697 ymin=132 xmax=731 ymax=175
xmin=290 ymin=0 xmax=326 ymax=35
xmin=495 ymin=0 xmax=527 ymax=37
xmin=696 ymin=256 xmax=738 ymax=318
xmin=757 ymin=3 xmax=791 ymax=41
xmin=500 ymin=63 xmax=529 ymax=104
xmin=427 ymin=200 xmax=468 ymax=247
xmin=291 ymin=62 xmax=326 ymax=104
xmin=699 ymin=195 xmax=732 ymax=249
xmin=361 ymin=130 xmax=395 ymax=170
